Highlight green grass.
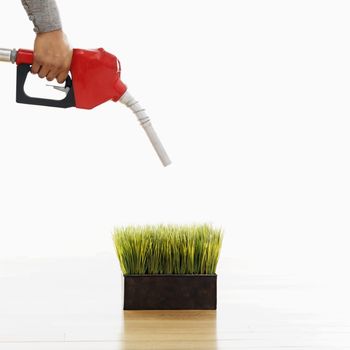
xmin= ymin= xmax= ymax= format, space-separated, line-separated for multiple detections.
xmin=113 ymin=224 xmax=223 ymax=275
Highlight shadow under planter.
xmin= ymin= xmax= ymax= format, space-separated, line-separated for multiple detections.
xmin=123 ymin=274 xmax=217 ymax=310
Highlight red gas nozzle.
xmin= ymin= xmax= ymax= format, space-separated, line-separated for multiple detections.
xmin=1 ymin=46 xmax=171 ymax=166
xmin=15 ymin=47 xmax=127 ymax=109
xmin=70 ymin=48 xmax=127 ymax=109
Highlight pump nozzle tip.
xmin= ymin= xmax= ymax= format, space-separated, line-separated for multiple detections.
xmin=119 ymin=90 xmax=171 ymax=167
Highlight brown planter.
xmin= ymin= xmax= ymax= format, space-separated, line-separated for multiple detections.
xmin=123 ymin=274 xmax=217 ymax=310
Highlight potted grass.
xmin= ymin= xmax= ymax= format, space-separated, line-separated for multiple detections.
xmin=113 ymin=224 xmax=223 ymax=310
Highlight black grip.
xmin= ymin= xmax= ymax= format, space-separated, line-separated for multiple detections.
xmin=16 ymin=64 xmax=76 ymax=108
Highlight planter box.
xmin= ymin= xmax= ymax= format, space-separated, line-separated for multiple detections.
xmin=123 ymin=274 xmax=217 ymax=310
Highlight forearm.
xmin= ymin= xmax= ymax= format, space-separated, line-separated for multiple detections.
xmin=21 ymin=0 xmax=62 ymax=33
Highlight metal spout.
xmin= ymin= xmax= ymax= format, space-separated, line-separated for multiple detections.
xmin=0 ymin=48 xmax=17 ymax=63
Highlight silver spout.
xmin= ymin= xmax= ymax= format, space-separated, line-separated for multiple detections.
xmin=0 ymin=48 xmax=17 ymax=63
xmin=119 ymin=90 xmax=172 ymax=167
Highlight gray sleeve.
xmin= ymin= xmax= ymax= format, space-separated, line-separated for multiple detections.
xmin=21 ymin=0 xmax=62 ymax=33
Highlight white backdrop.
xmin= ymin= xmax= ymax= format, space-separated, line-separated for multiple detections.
xmin=1 ymin=0 xmax=350 ymax=280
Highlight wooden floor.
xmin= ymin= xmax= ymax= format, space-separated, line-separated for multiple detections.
xmin=0 ymin=254 xmax=349 ymax=349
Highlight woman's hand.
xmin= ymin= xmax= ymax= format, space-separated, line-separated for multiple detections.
xmin=32 ymin=30 xmax=72 ymax=83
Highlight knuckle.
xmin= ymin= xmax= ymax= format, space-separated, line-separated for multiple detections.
xmin=51 ymin=59 xmax=60 ymax=68
xmin=63 ymin=62 xmax=71 ymax=70
xmin=34 ymin=55 xmax=44 ymax=65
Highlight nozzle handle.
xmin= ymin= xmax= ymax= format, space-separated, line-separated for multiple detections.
xmin=16 ymin=64 xmax=76 ymax=108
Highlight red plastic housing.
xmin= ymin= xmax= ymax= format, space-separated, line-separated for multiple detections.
xmin=16 ymin=48 xmax=127 ymax=109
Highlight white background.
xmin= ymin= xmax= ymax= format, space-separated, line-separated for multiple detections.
xmin=1 ymin=0 xmax=350 ymax=282
xmin=1 ymin=2 xmax=350 ymax=348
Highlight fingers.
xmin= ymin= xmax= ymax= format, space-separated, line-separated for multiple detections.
xmin=31 ymin=55 xmax=71 ymax=84
xmin=56 ymin=70 xmax=69 ymax=84
xmin=32 ymin=60 xmax=69 ymax=83
xmin=32 ymin=55 xmax=69 ymax=83
xmin=38 ymin=65 xmax=51 ymax=79
xmin=46 ymin=69 xmax=59 ymax=82
xmin=31 ymin=61 xmax=41 ymax=75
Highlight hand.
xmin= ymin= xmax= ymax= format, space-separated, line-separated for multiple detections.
xmin=32 ymin=30 xmax=72 ymax=84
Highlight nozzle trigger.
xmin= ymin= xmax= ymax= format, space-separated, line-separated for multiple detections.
xmin=46 ymin=84 xmax=70 ymax=95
